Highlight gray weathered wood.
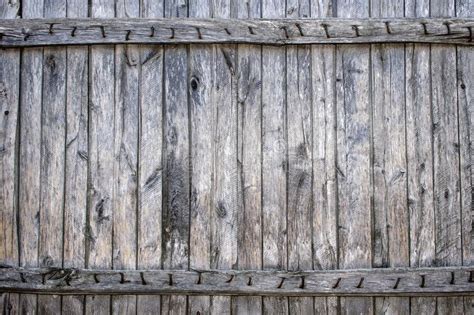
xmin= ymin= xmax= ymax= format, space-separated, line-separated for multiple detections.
xmin=287 ymin=0 xmax=313 ymax=314
xmin=112 ymin=0 xmax=140 ymax=313
xmin=311 ymin=2 xmax=338 ymax=314
xmin=0 ymin=18 xmax=473 ymax=47
xmin=161 ymin=1 xmax=189 ymax=313
xmin=0 ymin=266 xmax=473 ymax=297
xmin=0 ymin=0 xmax=20 ymax=313
xmin=405 ymin=0 xmax=437 ymax=313
xmin=431 ymin=0 xmax=465 ymax=313
xmin=262 ymin=0 xmax=288 ymax=314
xmin=233 ymin=1 xmax=263 ymax=314
xmin=371 ymin=1 xmax=410 ymax=314
xmin=85 ymin=0 xmax=115 ymax=313
xmin=336 ymin=1 xmax=373 ymax=314
xmin=137 ymin=0 xmax=164 ymax=314
xmin=18 ymin=0 xmax=43 ymax=313
xmin=61 ymin=0 xmax=89 ymax=313
xmin=211 ymin=2 xmax=238 ymax=315
xmin=188 ymin=1 xmax=213 ymax=314
xmin=37 ymin=0 xmax=67 ymax=313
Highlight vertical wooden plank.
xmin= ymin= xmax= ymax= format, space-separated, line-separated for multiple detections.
xmin=457 ymin=1 xmax=474 ymax=314
xmin=137 ymin=0 xmax=164 ymax=314
xmin=311 ymin=46 xmax=338 ymax=315
xmin=62 ymin=0 xmax=89 ymax=312
xmin=112 ymin=0 xmax=140 ymax=314
xmin=286 ymin=0 xmax=312 ymax=314
xmin=0 ymin=1 xmax=20 ymax=313
xmin=86 ymin=0 xmax=115 ymax=314
xmin=371 ymin=1 xmax=410 ymax=314
xmin=233 ymin=0 xmax=263 ymax=313
xmin=335 ymin=0 xmax=372 ymax=314
xmin=18 ymin=0 xmax=43 ymax=313
xmin=431 ymin=1 xmax=463 ymax=314
xmin=261 ymin=1 xmax=287 ymax=314
xmin=211 ymin=2 xmax=238 ymax=315
xmin=188 ymin=1 xmax=212 ymax=314
xmin=405 ymin=0 xmax=437 ymax=313
xmin=162 ymin=0 xmax=189 ymax=313
xmin=311 ymin=2 xmax=338 ymax=314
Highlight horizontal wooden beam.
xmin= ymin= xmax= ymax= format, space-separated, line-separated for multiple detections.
xmin=0 ymin=18 xmax=473 ymax=47
xmin=0 ymin=266 xmax=473 ymax=296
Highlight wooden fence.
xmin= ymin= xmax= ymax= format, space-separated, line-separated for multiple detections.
xmin=0 ymin=0 xmax=473 ymax=314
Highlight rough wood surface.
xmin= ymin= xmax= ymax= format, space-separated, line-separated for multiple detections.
xmin=336 ymin=1 xmax=373 ymax=314
xmin=0 ymin=0 xmax=20 ymax=313
xmin=161 ymin=1 xmax=189 ymax=313
xmin=0 ymin=18 xmax=473 ymax=47
xmin=0 ymin=266 xmax=473 ymax=297
xmin=137 ymin=0 xmax=164 ymax=313
xmin=61 ymin=0 xmax=88 ymax=313
xmin=371 ymin=1 xmax=410 ymax=315
xmin=262 ymin=1 xmax=288 ymax=314
xmin=233 ymin=1 xmax=263 ymax=314
xmin=85 ymin=0 xmax=115 ymax=313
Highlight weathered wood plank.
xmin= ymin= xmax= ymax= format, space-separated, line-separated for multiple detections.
xmin=0 ymin=266 xmax=473 ymax=296
xmin=1 ymin=18 xmax=473 ymax=47
xmin=85 ymin=1 xmax=115 ymax=314
xmin=286 ymin=0 xmax=313 ymax=314
xmin=137 ymin=0 xmax=164 ymax=314
xmin=161 ymin=1 xmax=189 ymax=314
xmin=18 ymin=0 xmax=44 ymax=312
xmin=371 ymin=1 xmax=410 ymax=314
xmin=0 ymin=0 xmax=20 ymax=313
xmin=112 ymin=0 xmax=140 ymax=313
xmin=310 ymin=2 xmax=338 ymax=314
xmin=311 ymin=43 xmax=339 ymax=315
xmin=336 ymin=0 xmax=373 ymax=314
xmin=62 ymin=0 xmax=89 ymax=313
xmin=262 ymin=0 xmax=287 ymax=314
xmin=431 ymin=0 xmax=464 ymax=313
xmin=211 ymin=2 xmax=238 ymax=315
xmin=37 ymin=0 xmax=67 ymax=313
xmin=233 ymin=1 xmax=263 ymax=314
xmin=188 ymin=1 xmax=213 ymax=314
xmin=457 ymin=0 xmax=474 ymax=314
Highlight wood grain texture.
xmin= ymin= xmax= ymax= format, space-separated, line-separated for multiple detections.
xmin=137 ymin=0 xmax=164 ymax=313
xmin=1 ymin=18 xmax=473 ymax=47
xmin=86 ymin=1 xmax=115 ymax=314
xmin=1 ymin=266 xmax=473 ymax=296
xmin=371 ymin=1 xmax=410 ymax=314
xmin=188 ymin=1 xmax=213 ymax=314
xmin=0 ymin=0 xmax=20 ymax=313
xmin=336 ymin=0 xmax=373 ymax=314
xmin=62 ymin=0 xmax=89 ymax=313
xmin=457 ymin=6 xmax=474 ymax=315
xmin=18 ymin=0 xmax=44 ymax=313
xmin=112 ymin=0 xmax=140 ymax=313
xmin=431 ymin=0 xmax=464 ymax=313
xmin=233 ymin=1 xmax=263 ymax=314
xmin=310 ymin=2 xmax=338 ymax=314
xmin=405 ymin=0 xmax=437 ymax=313
xmin=211 ymin=2 xmax=238 ymax=314
xmin=261 ymin=0 xmax=288 ymax=314
xmin=287 ymin=0 xmax=313 ymax=314
xmin=161 ymin=0 xmax=189 ymax=313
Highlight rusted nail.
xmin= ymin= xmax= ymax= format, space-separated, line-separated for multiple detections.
xmin=321 ymin=24 xmax=330 ymax=38
xmin=196 ymin=27 xmax=202 ymax=39
xmin=71 ymin=27 xmax=77 ymax=37
xmin=125 ymin=30 xmax=131 ymax=41
xmin=384 ymin=21 xmax=392 ymax=34
xmin=352 ymin=25 xmax=360 ymax=37
xmin=248 ymin=26 xmax=255 ymax=35
xmin=356 ymin=277 xmax=364 ymax=288
xmin=332 ymin=277 xmax=341 ymax=289
xmin=277 ymin=277 xmax=285 ymax=289
xmin=140 ymin=272 xmax=147 ymax=285
xmin=421 ymin=22 xmax=428 ymax=35
xmin=393 ymin=277 xmax=401 ymax=289
xmin=420 ymin=275 xmax=426 ymax=288
xmin=299 ymin=276 xmax=305 ymax=289
xmin=224 ymin=28 xmax=231 ymax=35
xmin=150 ymin=26 xmax=155 ymax=37
xmin=100 ymin=26 xmax=106 ymax=38
xmin=226 ymin=274 xmax=234 ymax=283
xmin=295 ymin=23 xmax=304 ymax=36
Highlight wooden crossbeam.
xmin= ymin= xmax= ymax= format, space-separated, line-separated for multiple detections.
xmin=0 ymin=18 xmax=472 ymax=47
xmin=0 ymin=266 xmax=473 ymax=296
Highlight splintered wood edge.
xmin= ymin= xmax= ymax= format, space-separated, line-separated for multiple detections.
xmin=0 ymin=266 xmax=473 ymax=296
xmin=0 ymin=18 xmax=473 ymax=47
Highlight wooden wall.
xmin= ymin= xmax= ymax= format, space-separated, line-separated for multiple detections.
xmin=0 ymin=0 xmax=473 ymax=314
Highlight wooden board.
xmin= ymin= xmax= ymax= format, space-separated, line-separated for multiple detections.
xmin=1 ymin=18 xmax=473 ymax=47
